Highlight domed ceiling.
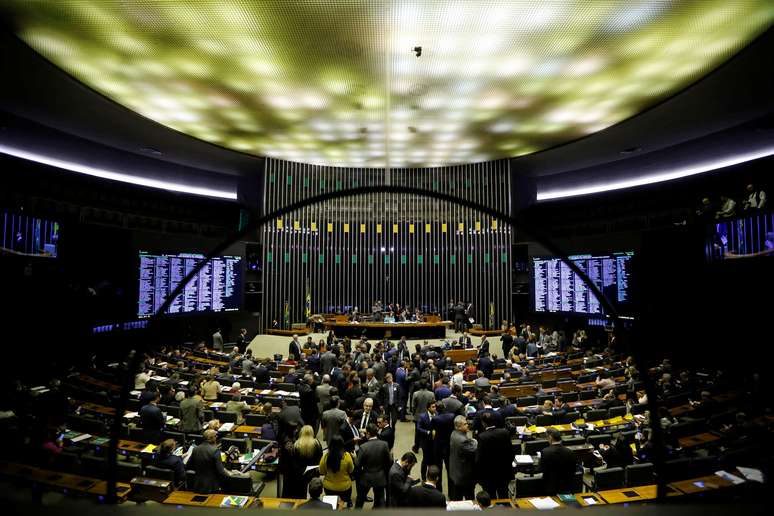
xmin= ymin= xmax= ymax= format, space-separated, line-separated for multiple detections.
xmin=2 ymin=0 xmax=772 ymax=168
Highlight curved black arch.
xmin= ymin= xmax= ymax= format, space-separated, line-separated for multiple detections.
xmin=105 ymin=184 xmax=666 ymax=502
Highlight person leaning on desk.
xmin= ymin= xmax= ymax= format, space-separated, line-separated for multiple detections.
xmin=188 ymin=429 xmax=240 ymax=494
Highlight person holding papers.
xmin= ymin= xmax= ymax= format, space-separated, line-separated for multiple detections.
xmin=188 ymin=429 xmax=231 ymax=494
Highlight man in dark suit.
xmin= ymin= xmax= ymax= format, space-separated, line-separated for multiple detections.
xmin=457 ymin=332 xmax=472 ymax=348
xmin=188 ymin=429 xmax=230 ymax=493
xmin=500 ymin=332 xmax=514 ymax=359
xmin=476 ymin=412 xmax=512 ymax=498
xmin=297 ymin=477 xmax=333 ymax=510
xmin=354 ymin=424 xmax=392 ymax=508
xmin=380 ymin=373 xmax=401 ymax=426
xmin=354 ymin=397 xmax=376 ymax=436
xmin=254 ymin=360 xmax=270 ymax=384
xmin=388 ymin=452 xmax=418 ymax=506
xmin=430 ymin=403 xmax=456 ymax=487
xmin=478 ymin=336 xmax=490 ymax=357
xmin=407 ymin=465 xmax=446 ymax=507
xmin=298 ymin=374 xmax=319 ymax=433
xmin=377 ymin=414 xmax=395 ymax=451
xmin=340 ymin=411 xmax=362 ymax=453
xmin=277 ymin=399 xmax=304 ymax=443
xmin=154 ymin=438 xmax=185 ymax=486
xmin=416 ymin=400 xmax=436 ymax=481
xmin=540 ymin=428 xmax=579 ymax=494
xmin=320 ymin=348 xmax=338 ymax=376
xmin=477 ymin=353 xmax=494 ymax=378
xmin=139 ymin=391 xmax=165 ymax=444
xmin=288 ymin=335 xmax=302 ymax=362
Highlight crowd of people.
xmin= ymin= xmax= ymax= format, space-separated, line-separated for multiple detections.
xmin=695 ymin=182 xmax=767 ymax=221
xmin=0 ymin=319 xmax=769 ymax=509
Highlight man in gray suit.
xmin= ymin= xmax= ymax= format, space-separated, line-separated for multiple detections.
xmin=440 ymin=385 xmax=465 ymax=416
xmin=354 ymin=424 xmax=392 ymax=508
xmin=321 ymin=397 xmax=348 ymax=445
xmin=179 ymin=389 xmax=203 ymax=434
xmin=320 ymin=349 xmax=338 ymax=376
xmin=372 ymin=354 xmax=387 ymax=383
xmin=212 ymin=328 xmax=224 ymax=351
xmin=316 ymin=374 xmax=334 ymax=415
xmin=449 ymin=415 xmax=477 ymax=501
xmin=188 ymin=429 xmax=230 ymax=493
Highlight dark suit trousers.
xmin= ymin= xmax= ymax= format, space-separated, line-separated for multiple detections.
xmin=355 ymin=482 xmax=385 ymax=508
xmin=449 ymin=480 xmax=474 ymax=501
xmin=480 ymin=480 xmax=509 ymax=499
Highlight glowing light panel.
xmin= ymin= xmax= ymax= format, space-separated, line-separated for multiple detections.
xmin=1 ymin=0 xmax=772 ymax=167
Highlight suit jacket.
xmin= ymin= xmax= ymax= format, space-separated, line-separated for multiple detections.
xmin=316 ymin=384 xmax=333 ymax=414
xmin=355 ymin=438 xmax=392 ymax=488
xmin=189 ymin=442 xmax=228 ymax=493
xmin=339 ymin=419 xmax=361 ymax=453
xmin=431 ymin=412 xmax=456 ymax=456
xmin=179 ymin=397 xmax=203 ymax=433
xmin=320 ymin=351 xmax=338 ymax=375
xmin=321 ymin=407 xmax=347 ymax=445
xmin=407 ymin=482 xmax=446 ymax=507
xmin=476 ymin=427 xmax=512 ymax=485
xmin=412 ymin=389 xmax=435 ymax=417
xmin=441 ymin=396 xmax=464 ymax=416
xmin=278 ymin=406 xmax=304 ymax=440
xmin=479 ymin=340 xmax=490 ymax=356
xmin=378 ymin=425 xmax=395 ymax=450
xmin=388 ymin=461 xmax=413 ymax=506
xmin=298 ymin=383 xmax=318 ymax=423
xmin=289 ymin=340 xmax=302 ymax=361
xmin=416 ymin=412 xmax=434 ymax=451
xmin=540 ymin=444 xmax=578 ymax=495
xmin=478 ymin=356 xmax=494 ymax=378
xmin=139 ymin=403 xmax=165 ymax=443
xmin=297 ymin=498 xmax=333 ymax=510
xmin=449 ymin=430 xmax=477 ymax=486
xmin=381 ymin=382 xmax=400 ymax=408
xmin=354 ymin=409 xmax=376 ymax=433
xmin=372 ymin=361 xmax=387 ymax=382
xmin=458 ymin=336 xmax=472 ymax=347
xmin=254 ymin=365 xmax=270 ymax=384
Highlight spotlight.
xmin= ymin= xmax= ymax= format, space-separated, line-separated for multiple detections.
xmin=413 ymin=46 xmax=422 ymax=57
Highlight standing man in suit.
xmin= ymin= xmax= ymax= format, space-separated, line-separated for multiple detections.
xmin=476 ymin=411 xmax=513 ymax=498
xmin=449 ymin=415 xmax=477 ymax=501
xmin=235 ymin=328 xmax=248 ymax=350
xmin=380 ymin=373 xmax=400 ymax=426
xmin=500 ymin=331 xmax=514 ymax=360
xmin=320 ymin=348 xmax=338 ymax=376
xmin=321 ymin=397 xmax=348 ymax=445
xmin=139 ymin=391 xmax=165 ymax=444
xmin=376 ymin=414 xmax=395 ymax=451
xmin=289 ymin=334 xmax=302 ymax=362
xmin=179 ymin=388 xmax=203 ymax=434
xmin=299 ymin=374 xmax=319 ymax=434
xmin=277 ymin=399 xmax=304 ymax=443
xmin=454 ymin=302 xmax=466 ymax=333
xmin=388 ymin=452 xmax=418 ymax=506
xmin=340 ymin=410 xmax=362 ymax=453
xmin=354 ymin=424 xmax=392 ymax=508
xmin=415 ymin=400 xmax=437 ymax=480
xmin=407 ymin=465 xmax=446 ymax=507
xmin=478 ymin=335 xmax=490 ymax=357
xmin=189 ymin=429 xmax=231 ymax=493
xmin=355 ymin=397 xmax=376 ymax=436
xmin=212 ymin=328 xmax=224 ymax=351
xmin=431 ymin=403 xmax=456 ymax=488
xmin=540 ymin=428 xmax=579 ymax=494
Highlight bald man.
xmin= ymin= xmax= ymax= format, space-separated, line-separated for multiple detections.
xmin=188 ymin=429 xmax=231 ymax=493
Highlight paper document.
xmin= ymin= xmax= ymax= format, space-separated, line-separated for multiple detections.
xmin=583 ymin=497 xmax=597 ymax=505
xmin=178 ymin=380 xmax=189 ymax=386
xmin=70 ymin=433 xmax=92 ymax=443
xmin=514 ymin=455 xmax=534 ymax=464
xmin=123 ymin=411 xmax=138 ymax=419
xmin=209 ymin=402 xmax=224 ymax=408
xmin=30 ymin=386 xmax=47 ymax=391
xmin=322 ymin=495 xmax=338 ymax=510
xmin=261 ymin=389 xmax=272 ymax=395
xmin=218 ymin=422 xmax=235 ymax=432
xmin=304 ymin=465 xmax=320 ymax=474
xmin=737 ymin=467 xmax=764 ymax=483
xmin=446 ymin=500 xmax=476 ymax=511
xmin=530 ymin=497 xmax=560 ymax=510
xmin=715 ymin=470 xmax=745 ymax=485
xmin=150 ymin=376 xmax=168 ymax=382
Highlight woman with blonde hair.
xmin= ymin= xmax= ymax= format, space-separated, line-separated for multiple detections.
xmin=284 ymin=424 xmax=323 ymax=498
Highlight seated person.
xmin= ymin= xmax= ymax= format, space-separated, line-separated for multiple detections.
xmin=298 ymin=477 xmax=333 ymax=510
xmin=154 ymin=438 xmax=186 ymax=486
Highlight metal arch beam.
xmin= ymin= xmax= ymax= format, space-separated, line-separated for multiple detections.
xmin=106 ymin=184 xmax=664 ymax=502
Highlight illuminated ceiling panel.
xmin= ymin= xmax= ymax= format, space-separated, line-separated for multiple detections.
xmin=2 ymin=0 xmax=772 ymax=168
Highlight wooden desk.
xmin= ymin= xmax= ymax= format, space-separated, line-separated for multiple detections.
xmin=514 ymin=496 xmax=565 ymax=509
xmin=325 ymin=321 xmax=447 ymax=339
xmin=575 ymin=493 xmax=606 ymax=506
xmin=0 ymin=461 xmax=131 ymax=502
xmin=445 ymin=349 xmax=478 ymax=364
xmin=678 ymin=432 xmax=721 ymax=449
xmin=598 ymin=485 xmax=658 ymax=504
xmin=669 ymin=474 xmax=735 ymax=495
xmin=164 ymin=491 xmax=257 ymax=508
xmin=76 ymin=374 xmax=121 ymax=392
xmin=260 ymin=497 xmax=305 ymax=509
xmin=233 ymin=425 xmax=262 ymax=438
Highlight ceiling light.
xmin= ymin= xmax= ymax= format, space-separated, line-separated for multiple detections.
xmin=537 ymin=146 xmax=774 ymax=201
xmin=0 ymin=144 xmax=237 ymax=199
